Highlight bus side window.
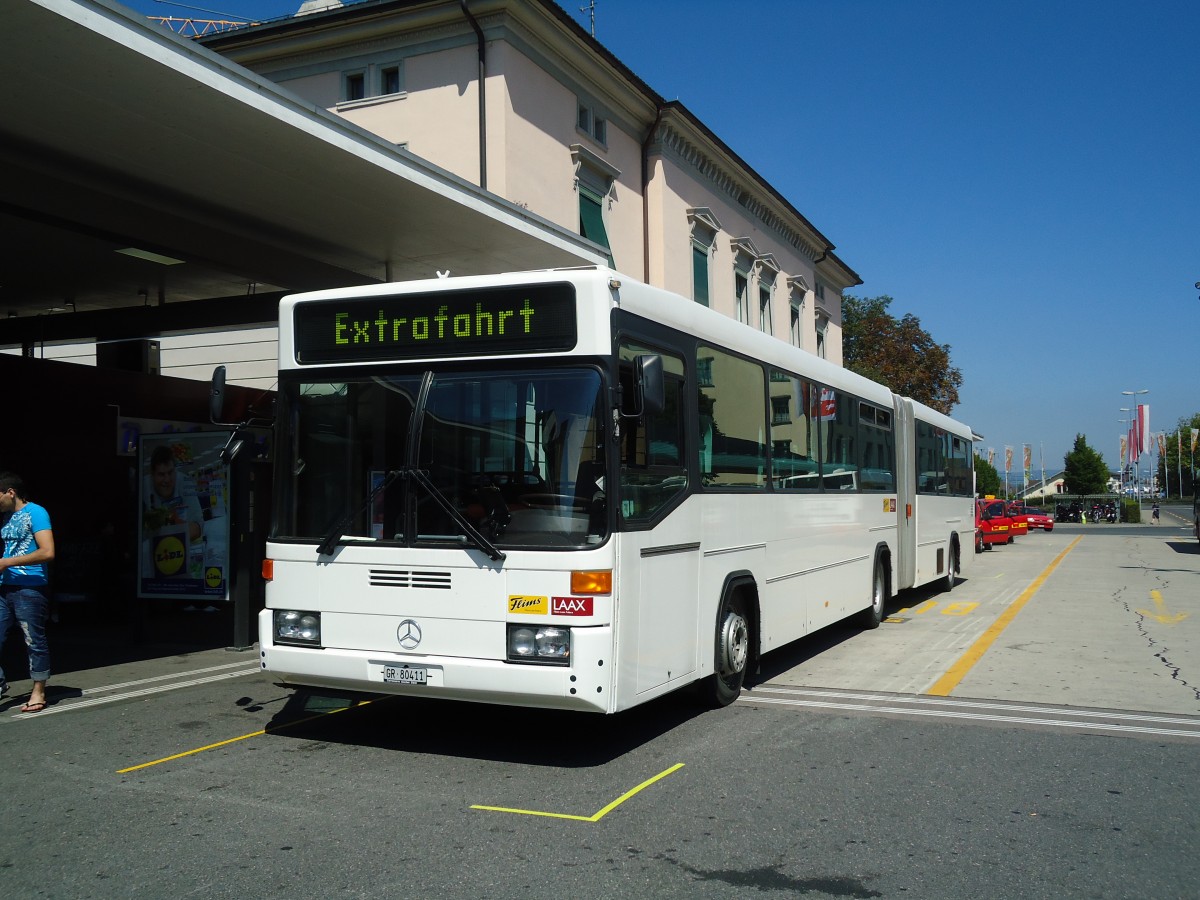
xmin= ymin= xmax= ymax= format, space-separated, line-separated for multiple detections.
xmin=618 ymin=342 xmax=687 ymax=523
xmin=697 ymin=346 xmax=767 ymax=489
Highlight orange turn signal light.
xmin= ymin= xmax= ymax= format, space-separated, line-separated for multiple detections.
xmin=570 ymin=570 xmax=612 ymax=595
xmin=262 ymin=558 xmax=274 ymax=581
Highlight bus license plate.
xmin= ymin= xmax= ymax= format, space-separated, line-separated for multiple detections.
xmin=383 ymin=665 xmax=427 ymax=685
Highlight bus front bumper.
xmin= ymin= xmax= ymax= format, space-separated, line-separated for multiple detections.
xmin=259 ymin=611 xmax=615 ymax=714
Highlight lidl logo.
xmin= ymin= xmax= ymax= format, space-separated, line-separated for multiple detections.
xmin=205 ymin=567 xmax=223 ymax=589
xmin=154 ymin=536 xmax=186 ymax=576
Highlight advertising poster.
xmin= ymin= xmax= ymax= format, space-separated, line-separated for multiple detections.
xmin=138 ymin=432 xmax=231 ymax=601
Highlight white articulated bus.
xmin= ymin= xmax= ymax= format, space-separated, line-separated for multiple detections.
xmin=252 ymin=267 xmax=975 ymax=713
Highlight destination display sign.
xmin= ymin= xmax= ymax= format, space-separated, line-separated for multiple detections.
xmin=293 ymin=282 xmax=577 ymax=364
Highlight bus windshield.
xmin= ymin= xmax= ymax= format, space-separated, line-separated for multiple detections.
xmin=275 ymin=366 xmax=608 ymax=551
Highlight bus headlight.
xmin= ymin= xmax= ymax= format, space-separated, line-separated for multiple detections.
xmin=274 ymin=609 xmax=321 ymax=646
xmin=507 ymin=625 xmax=570 ymax=664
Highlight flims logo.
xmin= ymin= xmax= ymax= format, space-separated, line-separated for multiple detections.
xmin=508 ymin=595 xmax=548 ymax=615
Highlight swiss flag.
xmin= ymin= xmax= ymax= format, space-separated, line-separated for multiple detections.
xmin=812 ymin=387 xmax=837 ymax=421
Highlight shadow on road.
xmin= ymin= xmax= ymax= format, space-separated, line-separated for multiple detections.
xmin=1166 ymin=541 xmax=1199 ymax=555
xmin=259 ymin=683 xmax=710 ymax=768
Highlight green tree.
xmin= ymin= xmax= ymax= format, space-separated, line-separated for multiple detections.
xmin=1063 ymin=434 xmax=1108 ymax=495
xmin=1156 ymin=412 xmax=1200 ymax=499
xmin=842 ymin=294 xmax=963 ymax=414
xmin=975 ymin=452 xmax=1001 ymax=497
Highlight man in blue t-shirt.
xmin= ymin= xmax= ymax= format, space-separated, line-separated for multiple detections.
xmin=0 ymin=472 xmax=56 ymax=713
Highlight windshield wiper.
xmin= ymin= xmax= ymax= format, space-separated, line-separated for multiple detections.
xmin=316 ymin=469 xmax=404 ymax=557
xmin=406 ymin=468 xmax=506 ymax=561
xmin=315 ymin=467 xmax=506 ymax=562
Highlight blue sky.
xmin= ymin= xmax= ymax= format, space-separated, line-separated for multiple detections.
xmin=125 ymin=0 xmax=1198 ymax=477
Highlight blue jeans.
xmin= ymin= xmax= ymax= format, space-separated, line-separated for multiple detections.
xmin=0 ymin=585 xmax=51 ymax=685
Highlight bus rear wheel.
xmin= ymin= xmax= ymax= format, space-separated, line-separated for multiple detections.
xmin=703 ymin=592 xmax=749 ymax=707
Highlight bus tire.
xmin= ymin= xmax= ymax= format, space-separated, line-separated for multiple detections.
xmin=858 ymin=555 xmax=887 ymax=630
xmin=703 ymin=590 xmax=750 ymax=708
xmin=943 ymin=540 xmax=958 ymax=592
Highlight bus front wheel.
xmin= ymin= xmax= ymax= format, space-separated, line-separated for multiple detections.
xmin=704 ymin=592 xmax=749 ymax=707
xmin=944 ymin=541 xmax=958 ymax=592
xmin=858 ymin=557 xmax=887 ymax=630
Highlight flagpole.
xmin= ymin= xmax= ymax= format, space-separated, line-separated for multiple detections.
xmin=1122 ymin=390 xmax=1149 ymax=509
xmin=1177 ymin=430 xmax=1183 ymax=501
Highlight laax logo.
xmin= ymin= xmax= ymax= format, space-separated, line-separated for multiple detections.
xmin=508 ymin=595 xmax=548 ymax=615
xmin=551 ymin=596 xmax=593 ymax=616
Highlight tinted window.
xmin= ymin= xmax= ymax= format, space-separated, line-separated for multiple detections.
xmin=697 ymin=346 xmax=766 ymax=488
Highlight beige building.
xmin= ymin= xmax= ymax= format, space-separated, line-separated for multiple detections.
xmin=202 ymin=0 xmax=859 ymax=363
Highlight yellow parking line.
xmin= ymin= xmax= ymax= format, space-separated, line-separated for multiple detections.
xmin=472 ymin=763 xmax=685 ymax=822
xmin=116 ymin=699 xmax=375 ymax=774
xmin=927 ymin=536 xmax=1082 ymax=697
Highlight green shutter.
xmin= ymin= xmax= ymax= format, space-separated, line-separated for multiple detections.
xmin=578 ymin=188 xmax=615 ymax=267
xmin=692 ymin=244 xmax=709 ymax=306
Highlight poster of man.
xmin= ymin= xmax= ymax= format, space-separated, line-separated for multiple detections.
xmin=138 ymin=432 xmax=230 ymax=601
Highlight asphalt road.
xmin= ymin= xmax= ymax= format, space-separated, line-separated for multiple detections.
xmin=1 ymin=508 xmax=1197 ymax=899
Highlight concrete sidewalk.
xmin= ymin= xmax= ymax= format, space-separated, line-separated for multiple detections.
xmin=0 ymin=601 xmax=259 ymax=705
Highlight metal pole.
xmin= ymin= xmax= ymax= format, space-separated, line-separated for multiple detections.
xmin=1177 ymin=431 xmax=1183 ymax=501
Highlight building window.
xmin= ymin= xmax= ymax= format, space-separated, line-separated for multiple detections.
xmin=735 ymin=271 xmax=749 ymax=324
xmin=345 ymin=72 xmax=366 ymax=102
xmin=692 ymin=244 xmax=710 ymax=307
xmin=815 ymin=317 xmax=828 ymax=359
xmin=759 ymin=284 xmax=773 ymax=334
xmin=730 ymin=238 xmax=758 ymax=326
xmin=697 ymin=356 xmax=714 ymax=387
xmin=578 ymin=187 xmax=613 ymax=267
xmin=687 ymin=208 xmax=721 ymax=307
xmin=381 ymin=65 xmax=402 ymax=95
xmin=577 ymin=101 xmax=608 ymax=146
xmin=571 ymin=144 xmax=620 ymax=269
xmin=787 ymin=276 xmax=809 ymax=348
xmin=755 ymin=254 xmax=778 ymax=336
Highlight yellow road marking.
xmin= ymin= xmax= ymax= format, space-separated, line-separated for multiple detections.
xmin=471 ymin=763 xmax=685 ymax=822
xmin=116 ymin=699 xmax=375 ymax=774
xmin=927 ymin=536 xmax=1082 ymax=697
xmin=1137 ymin=589 xmax=1189 ymax=625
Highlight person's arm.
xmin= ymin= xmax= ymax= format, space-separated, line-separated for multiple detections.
xmin=0 ymin=527 xmax=55 ymax=571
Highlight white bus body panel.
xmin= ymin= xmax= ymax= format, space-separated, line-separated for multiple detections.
xmin=259 ymin=542 xmax=620 ymax=713
xmin=263 ymin=268 xmax=978 ymax=713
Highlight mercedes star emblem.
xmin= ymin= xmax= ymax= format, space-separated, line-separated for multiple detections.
xmin=397 ymin=619 xmax=422 ymax=650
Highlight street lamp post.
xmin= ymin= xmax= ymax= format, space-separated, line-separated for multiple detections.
xmin=1122 ymin=389 xmax=1149 ymax=508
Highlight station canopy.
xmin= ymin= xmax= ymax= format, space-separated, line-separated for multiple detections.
xmin=0 ymin=0 xmax=603 ymax=348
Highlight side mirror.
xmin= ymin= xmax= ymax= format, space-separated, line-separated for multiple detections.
xmin=636 ymin=354 xmax=665 ymax=417
xmin=210 ymin=365 xmax=227 ymax=423
xmin=220 ymin=433 xmax=245 ymax=465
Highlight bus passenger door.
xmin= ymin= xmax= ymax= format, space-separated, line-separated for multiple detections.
xmin=615 ymin=341 xmax=695 ymax=697
xmin=893 ymin=397 xmax=917 ymax=591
